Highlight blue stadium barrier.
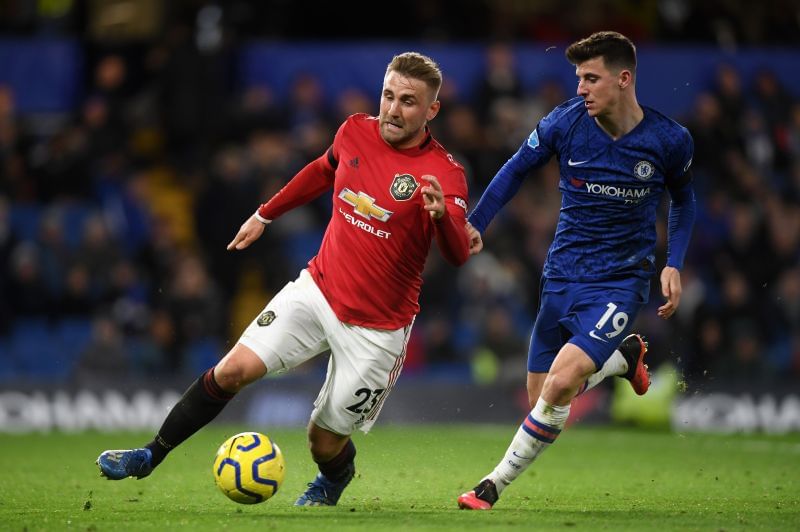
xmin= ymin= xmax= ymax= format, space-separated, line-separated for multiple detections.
xmin=239 ymin=43 xmax=800 ymax=120
xmin=2 ymin=39 xmax=799 ymax=119
xmin=0 ymin=38 xmax=83 ymax=113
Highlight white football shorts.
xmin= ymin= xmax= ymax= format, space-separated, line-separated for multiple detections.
xmin=238 ymin=269 xmax=412 ymax=435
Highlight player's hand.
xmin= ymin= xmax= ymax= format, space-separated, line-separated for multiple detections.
xmin=227 ymin=215 xmax=269 ymax=251
xmin=466 ymin=222 xmax=483 ymax=255
xmin=421 ymin=174 xmax=445 ymax=220
xmin=657 ymin=266 xmax=682 ymax=319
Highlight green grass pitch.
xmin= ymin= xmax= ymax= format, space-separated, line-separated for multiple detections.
xmin=1 ymin=425 xmax=798 ymax=531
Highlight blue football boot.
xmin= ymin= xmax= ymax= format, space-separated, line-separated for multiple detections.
xmin=96 ymin=448 xmax=154 ymax=480
xmin=294 ymin=463 xmax=355 ymax=506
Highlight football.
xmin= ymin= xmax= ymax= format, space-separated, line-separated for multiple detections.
xmin=212 ymin=431 xmax=286 ymax=504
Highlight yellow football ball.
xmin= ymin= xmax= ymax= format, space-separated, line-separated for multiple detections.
xmin=213 ymin=431 xmax=285 ymax=504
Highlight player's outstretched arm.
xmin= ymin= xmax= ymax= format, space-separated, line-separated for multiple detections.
xmin=657 ymin=266 xmax=681 ymax=319
xmin=227 ymin=215 xmax=270 ymax=251
xmin=466 ymin=222 xmax=483 ymax=255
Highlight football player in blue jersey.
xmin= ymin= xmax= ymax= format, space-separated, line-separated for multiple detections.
xmin=458 ymin=31 xmax=696 ymax=510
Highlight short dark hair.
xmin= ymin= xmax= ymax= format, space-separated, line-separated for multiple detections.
xmin=565 ymin=31 xmax=637 ymax=75
xmin=386 ymin=52 xmax=442 ymax=99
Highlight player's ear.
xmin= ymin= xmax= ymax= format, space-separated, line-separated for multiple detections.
xmin=618 ymin=69 xmax=633 ymax=89
xmin=426 ymin=99 xmax=441 ymax=121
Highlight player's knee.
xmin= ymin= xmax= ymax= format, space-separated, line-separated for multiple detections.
xmin=213 ymin=348 xmax=265 ymax=392
xmin=212 ymin=362 xmax=249 ymax=393
xmin=542 ymin=371 xmax=580 ymax=402
xmin=307 ymin=425 xmax=348 ymax=463
xmin=307 ymin=440 xmax=335 ymax=463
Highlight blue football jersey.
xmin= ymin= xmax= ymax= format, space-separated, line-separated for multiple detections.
xmin=469 ymin=96 xmax=693 ymax=288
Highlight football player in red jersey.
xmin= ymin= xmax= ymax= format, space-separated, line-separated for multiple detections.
xmin=97 ymin=52 xmax=470 ymax=507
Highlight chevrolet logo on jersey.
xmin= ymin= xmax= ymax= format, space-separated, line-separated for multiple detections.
xmin=338 ymin=188 xmax=393 ymax=222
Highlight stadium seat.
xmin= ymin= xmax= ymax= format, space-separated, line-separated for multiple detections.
xmin=0 ymin=335 xmax=15 ymax=381
xmin=60 ymin=203 xmax=94 ymax=249
xmin=185 ymin=337 xmax=224 ymax=374
xmin=9 ymin=203 xmax=42 ymax=243
xmin=284 ymin=230 xmax=324 ymax=271
xmin=55 ymin=317 xmax=94 ymax=375
xmin=9 ymin=318 xmax=62 ymax=379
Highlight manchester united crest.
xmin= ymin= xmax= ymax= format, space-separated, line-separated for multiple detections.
xmin=257 ymin=310 xmax=276 ymax=326
xmin=390 ymin=174 xmax=418 ymax=201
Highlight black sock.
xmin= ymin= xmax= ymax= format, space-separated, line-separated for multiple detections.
xmin=145 ymin=367 xmax=235 ymax=467
xmin=318 ymin=439 xmax=356 ymax=482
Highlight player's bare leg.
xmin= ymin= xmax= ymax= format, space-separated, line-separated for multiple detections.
xmin=526 ymin=372 xmax=547 ymax=409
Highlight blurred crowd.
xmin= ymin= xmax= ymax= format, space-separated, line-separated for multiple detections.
xmin=2 ymin=0 xmax=799 ymax=45
xmin=0 ymin=1 xmax=799 ymax=386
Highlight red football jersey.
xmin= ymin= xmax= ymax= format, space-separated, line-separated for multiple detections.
xmin=261 ymin=113 xmax=469 ymax=329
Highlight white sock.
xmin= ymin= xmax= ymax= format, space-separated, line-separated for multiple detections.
xmin=486 ymin=398 xmax=570 ymax=495
xmin=578 ymin=348 xmax=627 ymax=395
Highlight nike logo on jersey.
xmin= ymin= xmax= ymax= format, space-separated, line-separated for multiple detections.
xmin=568 ymin=158 xmax=589 ymax=166
xmin=589 ymin=330 xmax=609 ymax=343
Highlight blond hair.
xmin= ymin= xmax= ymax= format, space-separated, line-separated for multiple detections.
xmin=386 ymin=52 xmax=442 ymax=99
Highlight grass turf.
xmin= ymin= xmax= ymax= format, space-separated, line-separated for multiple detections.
xmin=0 ymin=425 xmax=797 ymax=531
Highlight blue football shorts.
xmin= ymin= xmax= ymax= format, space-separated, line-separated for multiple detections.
xmin=527 ymin=277 xmax=647 ymax=372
